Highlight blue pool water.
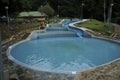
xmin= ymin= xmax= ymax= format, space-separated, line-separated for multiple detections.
xmin=8 ymin=37 xmax=120 ymax=73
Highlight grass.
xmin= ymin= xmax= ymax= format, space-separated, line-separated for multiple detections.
xmin=0 ymin=21 xmax=39 ymax=40
xmin=75 ymin=19 xmax=114 ymax=35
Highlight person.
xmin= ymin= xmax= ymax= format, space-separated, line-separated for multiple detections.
xmin=40 ymin=21 xmax=45 ymax=29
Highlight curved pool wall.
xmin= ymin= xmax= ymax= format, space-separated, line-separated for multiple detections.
xmin=7 ymin=19 xmax=120 ymax=80
xmin=61 ymin=19 xmax=91 ymax=38
xmin=61 ymin=19 xmax=80 ymax=30
xmin=69 ymin=19 xmax=92 ymax=38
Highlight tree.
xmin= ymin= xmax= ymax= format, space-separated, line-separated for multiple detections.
xmin=104 ymin=0 xmax=106 ymax=23
xmin=30 ymin=0 xmax=46 ymax=10
xmin=0 ymin=0 xmax=120 ymax=24
xmin=38 ymin=3 xmax=55 ymax=17
xmin=0 ymin=0 xmax=32 ymax=16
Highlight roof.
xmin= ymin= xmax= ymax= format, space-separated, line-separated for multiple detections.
xmin=18 ymin=11 xmax=47 ymax=18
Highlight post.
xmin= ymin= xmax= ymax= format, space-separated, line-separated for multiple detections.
xmin=5 ymin=6 xmax=11 ymax=36
xmin=81 ymin=2 xmax=85 ymax=20
xmin=104 ymin=0 xmax=106 ymax=23
xmin=57 ymin=5 xmax=60 ymax=17
xmin=40 ymin=5 xmax=43 ymax=15
xmin=107 ymin=3 xmax=114 ymax=25
xmin=0 ymin=31 xmax=4 ymax=80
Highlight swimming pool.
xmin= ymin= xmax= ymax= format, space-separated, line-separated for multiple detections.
xmin=7 ymin=19 xmax=120 ymax=79
xmin=7 ymin=37 xmax=120 ymax=74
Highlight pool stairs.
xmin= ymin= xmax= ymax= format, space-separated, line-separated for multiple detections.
xmin=27 ymin=19 xmax=91 ymax=40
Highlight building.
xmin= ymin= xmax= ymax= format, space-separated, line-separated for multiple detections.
xmin=18 ymin=11 xmax=47 ymax=21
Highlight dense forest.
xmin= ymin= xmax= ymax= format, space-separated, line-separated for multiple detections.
xmin=0 ymin=0 xmax=120 ymax=23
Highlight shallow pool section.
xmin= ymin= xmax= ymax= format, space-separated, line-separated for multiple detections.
xmin=7 ymin=37 xmax=120 ymax=74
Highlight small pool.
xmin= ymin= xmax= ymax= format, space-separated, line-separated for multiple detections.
xmin=7 ymin=19 xmax=120 ymax=75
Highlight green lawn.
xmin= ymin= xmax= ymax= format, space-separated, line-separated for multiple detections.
xmin=75 ymin=19 xmax=113 ymax=35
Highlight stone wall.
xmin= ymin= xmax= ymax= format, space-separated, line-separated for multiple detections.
xmin=76 ymin=59 xmax=120 ymax=80
xmin=114 ymin=26 xmax=120 ymax=35
xmin=30 ymin=70 xmax=76 ymax=80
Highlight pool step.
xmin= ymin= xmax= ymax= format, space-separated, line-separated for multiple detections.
xmin=46 ymin=28 xmax=68 ymax=31
xmin=36 ymin=33 xmax=78 ymax=39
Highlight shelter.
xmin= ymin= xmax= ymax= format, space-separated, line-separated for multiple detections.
xmin=18 ymin=11 xmax=47 ymax=21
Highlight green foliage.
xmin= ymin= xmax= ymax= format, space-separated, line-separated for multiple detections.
xmin=19 ymin=0 xmax=31 ymax=11
xmin=30 ymin=0 xmax=45 ymax=10
xmin=0 ymin=0 xmax=120 ymax=23
xmin=38 ymin=3 xmax=55 ymax=17
xmin=0 ymin=0 xmax=32 ymax=16
xmin=47 ymin=18 xmax=61 ymax=23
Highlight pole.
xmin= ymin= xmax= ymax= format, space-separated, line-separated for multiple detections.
xmin=104 ymin=0 xmax=106 ymax=23
xmin=57 ymin=5 xmax=60 ymax=17
xmin=40 ymin=5 xmax=43 ymax=15
xmin=109 ymin=4 xmax=113 ymax=24
xmin=81 ymin=3 xmax=84 ymax=20
xmin=0 ymin=30 xmax=4 ymax=80
xmin=6 ymin=8 xmax=9 ymax=29
xmin=107 ymin=3 xmax=114 ymax=24
xmin=5 ymin=6 xmax=11 ymax=36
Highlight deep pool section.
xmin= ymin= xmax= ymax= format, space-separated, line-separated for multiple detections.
xmin=8 ymin=37 xmax=120 ymax=74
